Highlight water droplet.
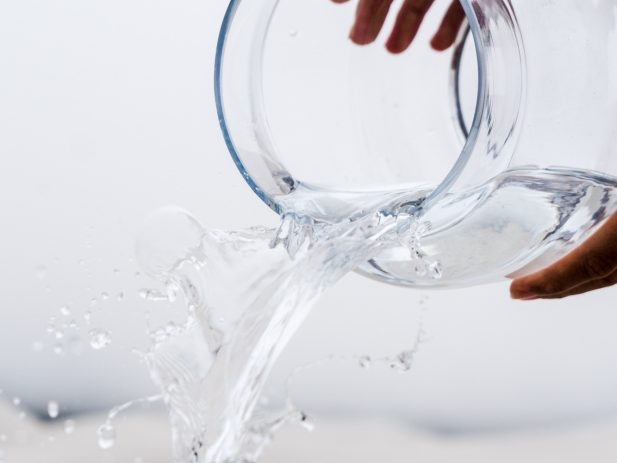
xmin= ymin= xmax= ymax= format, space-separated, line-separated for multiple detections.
xmin=35 ymin=265 xmax=48 ymax=279
xmin=101 ymin=292 xmax=109 ymax=301
xmin=299 ymin=412 xmax=315 ymax=431
xmin=12 ymin=397 xmax=20 ymax=406
xmin=54 ymin=330 xmax=64 ymax=340
xmin=46 ymin=323 xmax=55 ymax=334
xmin=47 ymin=400 xmax=59 ymax=419
xmin=68 ymin=319 xmax=78 ymax=329
xmin=54 ymin=343 xmax=64 ymax=355
xmin=59 ymin=305 xmax=71 ymax=317
xmin=289 ymin=29 xmax=298 ymax=37
xmin=429 ymin=261 xmax=443 ymax=279
xmin=90 ymin=297 xmax=98 ymax=305
xmin=358 ymin=355 xmax=372 ymax=369
xmin=97 ymin=423 xmax=115 ymax=449
xmin=117 ymin=292 xmax=125 ymax=301
xmin=64 ymin=419 xmax=76 ymax=434
xmin=89 ymin=329 xmax=112 ymax=350
xmin=166 ymin=283 xmax=179 ymax=302
xmin=83 ymin=311 xmax=92 ymax=324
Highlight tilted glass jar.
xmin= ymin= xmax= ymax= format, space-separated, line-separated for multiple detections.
xmin=215 ymin=0 xmax=617 ymax=286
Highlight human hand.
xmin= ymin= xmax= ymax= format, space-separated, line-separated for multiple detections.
xmin=511 ymin=214 xmax=617 ymax=300
xmin=331 ymin=0 xmax=466 ymax=53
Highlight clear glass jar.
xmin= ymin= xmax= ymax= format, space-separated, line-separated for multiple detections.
xmin=215 ymin=0 xmax=617 ymax=286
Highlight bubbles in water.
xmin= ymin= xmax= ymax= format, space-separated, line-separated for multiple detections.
xmin=138 ymin=288 xmax=169 ymax=302
xmin=64 ymin=419 xmax=76 ymax=434
xmin=89 ymin=329 xmax=112 ymax=350
xmin=97 ymin=423 xmax=115 ymax=449
xmin=47 ymin=400 xmax=59 ymax=419
xmin=59 ymin=305 xmax=71 ymax=317
xmin=429 ymin=261 xmax=443 ymax=279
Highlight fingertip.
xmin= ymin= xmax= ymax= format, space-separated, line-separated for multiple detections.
xmin=385 ymin=36 xmax=408 ymax=54
xmin=510 ymin=279 xmax=535 ymax=300
xmin=430 ymin=35 xmax=452 ymax=52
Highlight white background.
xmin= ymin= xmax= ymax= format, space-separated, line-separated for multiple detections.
xmin=1 ymin=0 xmax=617 ymax=433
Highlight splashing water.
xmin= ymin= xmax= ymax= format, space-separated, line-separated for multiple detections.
xmin=134 ymin=201 xmax=437 ymax=463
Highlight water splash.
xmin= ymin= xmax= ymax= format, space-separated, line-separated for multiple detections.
xmin=135 ymin=205 xmax=438 ymax=463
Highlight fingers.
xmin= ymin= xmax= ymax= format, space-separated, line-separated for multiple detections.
xmin=332 ymin=0 xmax=464 ymax=53
xmin=386 ymin=0 xmax=434 ymax=53
xmin=350 ymin=0 xmax=395 ymax=45
xmin=430 ymin=1 xmax=466 ymax=51
xmin=511 ymin=214 xmax=617 ymax=300
xmin=541 ymin=271 xmax=617 ymax=299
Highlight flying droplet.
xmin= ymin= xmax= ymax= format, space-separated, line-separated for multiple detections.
xmin=35 ymin=265 xmax=48 ymax=279
xmin=101 ymin=292 xmax=109 ymax=301
xmin=89 ymin=329 xmax=112 ymax=350
xmin=47 ymin=400 xmax=59 ymax=419
xmin=97 ymin=423 xmax=115 ymax=449
xmin=12 ymin=397 xmax=21 ymax=406
xmin=289 ymin=29 xmax=298 ymax=37
xmin=299 ymin=412 xmax=315 ymax=432
xmin=64 ymin=419 xmax=76 ymax=434
xmin=59 ymin=305 xmax=71 ymax=317
xmin=117 ymin=292 xmax=125 ymax=301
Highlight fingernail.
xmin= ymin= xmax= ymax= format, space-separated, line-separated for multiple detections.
xmin=350 ymin=23 xmax=368 ymax=44
xmin=512 ymin=292 xmax=538 ymax=301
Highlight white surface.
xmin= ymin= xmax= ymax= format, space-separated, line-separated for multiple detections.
xmin=1 ymin=0 xmax=617 ymax=434
xmin=3 ymin=403 xmax=617 ymax=463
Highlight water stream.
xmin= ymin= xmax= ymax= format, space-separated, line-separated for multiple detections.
xmin=132 ymin=166 xmax=617 ymax=463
